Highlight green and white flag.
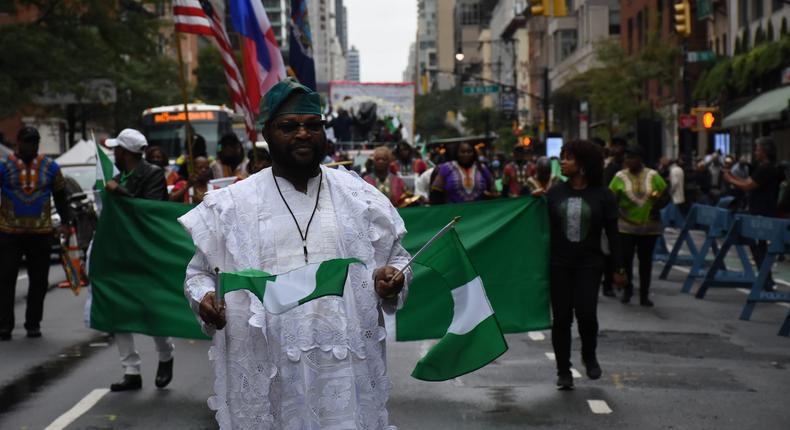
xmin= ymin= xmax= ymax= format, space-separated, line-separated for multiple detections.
xmin=411 ymin=229 xmax=507 ymax=381
xmin=220 ymin=258 xmax=362 ymax=315
xmin=94 ymin=140 xmax=117 ymax=190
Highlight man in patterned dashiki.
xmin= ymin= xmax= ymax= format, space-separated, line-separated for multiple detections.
xmin=0 ymin=126 xmax=71 ymax=341
xmin=430 ymin=141 xmax=497 ymax=204
xmin=609 ymin=145 xmax=667 ymax=307
xmin=179 ymin=78 xmax=412 ymax=429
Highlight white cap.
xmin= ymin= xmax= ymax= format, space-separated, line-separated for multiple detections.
xmin=105 ymin=129 xmax=147 ymax=154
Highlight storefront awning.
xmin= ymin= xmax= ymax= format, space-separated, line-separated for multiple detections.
xmin=722 ymin=85 xmax=790 ymax=128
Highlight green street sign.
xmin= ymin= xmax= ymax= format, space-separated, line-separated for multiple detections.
xmin=696 ymin=0 xmax=713 ymax=20
xmin=463 ymin=85 xmax=500 ymax=95
xmin=687 ymin=50 xmax=716 ymax=63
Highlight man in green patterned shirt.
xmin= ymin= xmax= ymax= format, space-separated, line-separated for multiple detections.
xmin=609 ymin=145 xmax=667 ymax=306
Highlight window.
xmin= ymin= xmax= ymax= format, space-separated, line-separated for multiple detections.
xmin=609 ymin=7 xmax=621 ymax=35
xmin=627 ymin=18 xmax=634 ymax=54
xmin=461 ymin=3 xmax=480 ymax=25
xmin=773 ymin=0 xmax=785 ymax=12
xmin=555 ymin=30 xmax=577 ymax=62
xmin=636 ymin=11 xmax=643 ymax=50
xmin=429 ymin=52 xmax=437 ymax=66
xmin=754 ymin=0 xmax=764 ymax=20
xmin=739 ymin=0 xmax=749 ymax=27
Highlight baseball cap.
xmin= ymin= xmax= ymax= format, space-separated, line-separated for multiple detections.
xmin=106 ymin=129 xmax=148 ymax=154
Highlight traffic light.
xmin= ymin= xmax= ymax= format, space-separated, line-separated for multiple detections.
xmin=521 ymin=136 xmax=533 ymax=147
xmin=690 ymin=107 xmax=719 ymax=131
xmin=529 ymin=0 xmax=548 ymax=16
xmin=674 ymin=0 xmax=692 ymax=37
xmin=552 ymin=0 xmax=568 ymax=17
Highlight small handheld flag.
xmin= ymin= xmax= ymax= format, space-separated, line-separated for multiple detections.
xmin=218 ymin=258 xmax=362 ymax=315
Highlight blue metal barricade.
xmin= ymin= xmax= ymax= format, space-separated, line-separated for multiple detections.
xmin=731 ymin=216 xmax=790 ymax=336
xmin=677 ymin=205 xmax=738 ymax=293
xmin=655 ymin=204 xmax=696 ymax=273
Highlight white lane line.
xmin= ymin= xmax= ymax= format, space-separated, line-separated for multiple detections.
xmin=587 ymin=399 xmax=613 ymax=414
xmin=544 ymin=352 xmax=555 ymax=361
xmin=777 ymin=303 xmax=790 ymax=309
xmin=527 ymin=331 xmax=545 ymax=341
xmin=736 ymin=288 xmax=750 ymax=295
xmin=571 ymin=368 xmax=582 ymax=378
xmin=89 ymin=342 xmax=109 ymax=348
xmin=671 ymin=266 xmax=690 ymax=274
xmin=17 ymin=273 xmax=28 ymax=280
xmin=45 ymin=388 xmax=110 ymax=430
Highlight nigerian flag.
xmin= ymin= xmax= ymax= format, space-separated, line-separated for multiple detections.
xmin=411 ymin=228 xmax=507 ymax=381
xmin=220 ymin=258 xmax=362 ymax=314
xmin=94 ymin=141 xmax=117 ymax=190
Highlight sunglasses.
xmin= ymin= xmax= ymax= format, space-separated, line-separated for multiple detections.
xmin=274 ymin=119 xmax=326 ymax=135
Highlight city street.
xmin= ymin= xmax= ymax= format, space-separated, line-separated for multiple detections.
xmin=1 ymin=263 xmax=788 ymax=430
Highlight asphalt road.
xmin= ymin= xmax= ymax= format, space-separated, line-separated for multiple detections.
xmin=0 ymin=263 xmax=789 ymax=429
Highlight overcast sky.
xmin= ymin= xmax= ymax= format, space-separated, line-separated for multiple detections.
xmin=344 ymin=0 xmax=416 ymax=82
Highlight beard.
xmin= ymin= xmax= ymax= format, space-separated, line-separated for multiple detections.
xmin=269 ymin=138 xmax=326 ymax=176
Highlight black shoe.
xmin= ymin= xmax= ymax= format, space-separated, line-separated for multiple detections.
xmin=155 ymin=359 xmax=173 ymax=388
xmin=0 ymin=332 xmax=10 ymax=341
xmin=584 ymin=358 xmax=602 ymax=380
xmin=110 ymin=374 xmax=142 ymax=392
xmin=602 ymin=289 xmax=616 ymax=298
xmin=621 ymin=291 xmax=632 ymax=304
xmin=26 ymin=329 xmax=41 ymax=338
xmin=640 ymin=297 xmax=654 ymax=307
xmin=556 ymin=371 xmax=574 ymax=390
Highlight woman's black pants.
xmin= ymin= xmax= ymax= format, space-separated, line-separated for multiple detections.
xmin=550 ymin=266 xmax=602 ymax=374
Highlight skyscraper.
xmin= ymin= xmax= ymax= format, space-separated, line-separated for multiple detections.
xmin=347 ymin=45 xmax=360 ymax=81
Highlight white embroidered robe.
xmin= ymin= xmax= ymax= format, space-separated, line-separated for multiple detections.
xmin=179 ymin=166 xmax=411 ymax=430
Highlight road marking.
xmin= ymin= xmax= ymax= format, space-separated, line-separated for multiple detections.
xmin=611 ymin=373 xmax=624 ymax=389
xmin=587 ymin=399 xmax=613 ymax=414
xmin=736 ymin=288 xmax=750 ymax=295
xmin=17 ymin=273 xmax=28 ymax=280
xmin=671 ymin=266 xmax=690 ymax=274
xmin=527 ymin=331 xmax=545 ymax=341
xmin=89 ymin=342 xmax=109 ymax=348
xmin=571 ymin=368 xmax=582 ymax=378
xmin=544 ymin=352 xmax=555 ymax=361
xmin=45 ymin=388 xmax=110 ymax=430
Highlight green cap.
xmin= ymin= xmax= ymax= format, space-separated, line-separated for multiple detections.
xmin=258 ymin=78 xmax=322 ymax=128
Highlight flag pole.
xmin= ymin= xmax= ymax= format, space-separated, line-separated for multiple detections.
xmin=175 ymin=31 xmax=195 ymax=176
xmin=393 ymin=216 xmax=462 ymax=281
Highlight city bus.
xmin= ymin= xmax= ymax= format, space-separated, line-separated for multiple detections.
xmin=141 ymin=103 xmax=241 ymax=158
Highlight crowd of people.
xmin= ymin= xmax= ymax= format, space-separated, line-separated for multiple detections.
xmin=1 ymin=76 xmax=787 ymax=421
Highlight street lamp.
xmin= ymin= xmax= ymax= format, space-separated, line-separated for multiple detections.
xmin=455 ymin=47 xmax=464 ymax=62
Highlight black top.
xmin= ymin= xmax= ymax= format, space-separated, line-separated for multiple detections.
xmin=749 ymin=162 xmax=780 ymax=216
xmin=547 ymin=181 xmax=621 ymax=270
xmin=112 ymin=160 xmax=168 ymax=201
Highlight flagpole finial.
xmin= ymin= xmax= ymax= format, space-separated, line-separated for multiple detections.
xmin=452 ymin=216 xmax=462 ymax=224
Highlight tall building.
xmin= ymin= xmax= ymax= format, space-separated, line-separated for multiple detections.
xmin=309 ymin=0 xmax=347 ymax=92
xmin=336 ymin=0 xmax=348 ymax=53
xmin=404 ymin=41 xmax=418 ymax=83
xmin=416 ymin=0 xmax=439 ymax=90
xmin=262 ymin=0 xmax=289 ymax=49
xmin=347 ymin=45 xmax=360 ymax=81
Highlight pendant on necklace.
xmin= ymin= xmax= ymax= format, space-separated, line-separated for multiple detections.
xmin=303 ymin=239 xmax=308 ymax=264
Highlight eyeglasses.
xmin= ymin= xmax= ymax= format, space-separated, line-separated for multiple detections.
xmin=274 ymin=119 xmax=326 ymax=135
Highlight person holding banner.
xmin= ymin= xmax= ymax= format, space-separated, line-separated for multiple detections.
xmin=430 ymin=142 xmax=497 ymax=204
xmin=548 ymin=140 xmax=626 ymax=390
xmin=103 ymin=129 xmax=175 ymax=391
xmin=364 ymin=146 xmax=406 ymax=207
xmin=179 ymin=78 xmax=411 ymax=429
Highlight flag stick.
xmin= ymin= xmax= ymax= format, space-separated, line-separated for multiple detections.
xmin=393 ymin=216 xmax=462 ymax=281
xmin=214 ymin=267 xmax=224 ymax=309
xmin=175 ymin=32 xmax=195 ymax=176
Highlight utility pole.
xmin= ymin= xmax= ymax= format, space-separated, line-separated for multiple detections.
xmin=542 ymin=66 xmax=550 ymax=140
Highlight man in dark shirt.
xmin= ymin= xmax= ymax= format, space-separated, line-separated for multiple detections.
xmin=103 ymin=129 xmax=173 ymax=392
xmin=723 ymin=137 xmax=781 ymax=290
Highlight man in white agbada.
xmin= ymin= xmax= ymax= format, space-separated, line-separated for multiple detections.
xmin=179 ymin=78 xmax=411 ymax=429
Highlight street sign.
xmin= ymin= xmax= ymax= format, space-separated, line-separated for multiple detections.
xmin=462 ymin=85 xmax=500 ymax=95
xmin=686 ymin=51 xmax=716 ymax=63
xmin=679 ymin=114 xmax=697 ymax=129
xmin=696 ymin=0 xmax=713 ymax=20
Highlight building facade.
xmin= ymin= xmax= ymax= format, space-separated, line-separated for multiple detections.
xmin=309 ymin=0 xmax=347 ymax=91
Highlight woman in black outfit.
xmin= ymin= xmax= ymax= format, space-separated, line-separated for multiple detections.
xmin=546 ymin=140 xmax=626 ymax=390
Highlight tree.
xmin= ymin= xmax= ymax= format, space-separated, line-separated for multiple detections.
xmin=194 ymin=46 xmax=231 ymax=106
xmin=0 ymin=0 xmax=181 ymax=135
xmin=415 ymin=89 xmax=478 ymax=139
xmin=557 ymin=35 xmax=679 ymax=138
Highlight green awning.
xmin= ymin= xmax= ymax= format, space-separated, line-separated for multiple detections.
xmin=722 ymin=85 xmax=790 ymax=128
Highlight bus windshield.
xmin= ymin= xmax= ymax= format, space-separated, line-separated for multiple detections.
xmin=141 ymin=108 xmax=233 ymax=159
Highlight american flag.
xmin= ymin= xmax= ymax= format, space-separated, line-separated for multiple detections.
xmin=173 ymin=0 xmax=257 ymax=143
